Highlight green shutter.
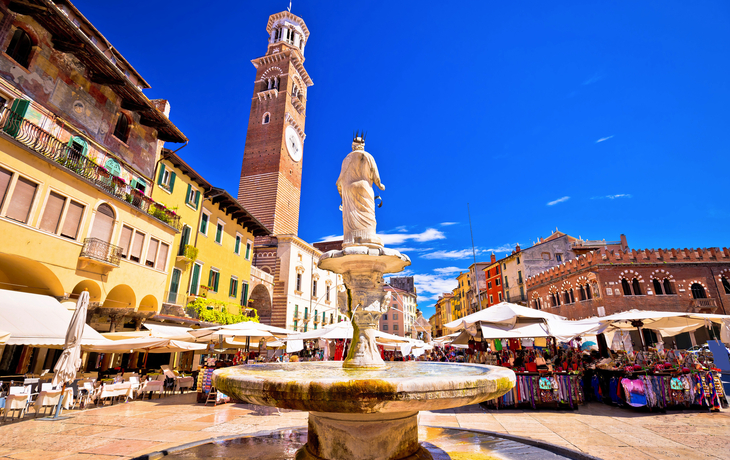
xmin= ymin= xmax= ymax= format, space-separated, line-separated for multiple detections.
xmin=169 ymin=269 xmax=181 ymax=302
xmin=214 ymin=271 xmax=220 ymax=292
xmin=169 ymin=172 xmax=176 ymax=192
xmin=4 ymin=99 xmax=29 ymax=137
xmin=229 ymin=278 xmax=234 ymax=297
xmin=243 ymin=282 xmax=249 ymax=304
xmin=200 ymin=214 xmax=208 ymax=234
xmin=194 ymin=190 xmax=201 ymax=210
xmin=208 ymin=269 xmax=213 ymax=288
xmin=215 ymin=224 xmax=222 ymax=243
xmin=157 ymin=163 xmax=166 ymax=186
xmin=235 ymin=236 xmax=240 ymax=254
xmin=191 ymin=264 xmax=201 ymax=295
xmin=185 ymin=183 xmax=192 ymax=204
xmin=245 ymin=242 xmax=251 ymax=259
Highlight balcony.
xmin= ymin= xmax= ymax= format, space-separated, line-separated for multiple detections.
xmin=690 ymin=298 xmax=718 ymax=313
xmin=0 ymin=108 xmax=181 ymax=230
xmin=79 ymin=237 xmax=122 ymax=272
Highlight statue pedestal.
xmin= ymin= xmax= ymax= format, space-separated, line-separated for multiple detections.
xmin=318 ymin=246 xmax=410 ymax=369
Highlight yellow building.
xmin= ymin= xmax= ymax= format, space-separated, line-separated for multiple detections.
xmin=150 ymin=149 xmax=270 ymax=322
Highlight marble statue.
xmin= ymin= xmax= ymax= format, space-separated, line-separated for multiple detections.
xmin=336 ymin=135 xmax=385 ymax=248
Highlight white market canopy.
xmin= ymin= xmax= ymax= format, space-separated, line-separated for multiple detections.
xmin=444 ymin=302 xmax=565 ymax=330
xmin=143 ymin=322 xmax=196 ymax=340
xmin=0 ymin=290 xmax=107 ymax=347
xmin=187 ymin=320 xmax=293 ymax=342
xmin=580 ymin=309 xmax=730 ymax=338
xmin=290 ymin=322 xmax=354 ymax=340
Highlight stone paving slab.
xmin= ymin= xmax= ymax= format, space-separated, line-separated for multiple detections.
xmin=0 ymin=392 xmax=727 ymax=459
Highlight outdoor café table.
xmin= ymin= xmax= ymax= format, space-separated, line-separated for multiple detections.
xmin=137 ymin=380 xmax=164 ymax=399
xmin=173 ymin=376 xmax=194 ymax=393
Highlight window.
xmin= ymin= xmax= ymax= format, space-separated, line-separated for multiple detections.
xmin=382 ymin=324 xmax=388 ymax=331
xmin=68 ymin=136 xmax=88 ymax=156
xmin=503 ymin=263 xmax=506 ymax=270
xmin=178 ymin=225 xmax=191 ymax=256
xmin=245 ymin=240 xmax=252 ymax=259
xmin=722 ymin=277 xmax=730 ymax=295
xmin=156 ymin=242 xmax=169 ymax=271
xmin=241 ymin=281 xmax=249 ymax=305
xmin=113 ymin=113 xmax=130 ymax=143
xmin=145 ymin=238 xmax=159 ymax=267
xmin=489 ymin=295 xmax=493 ymax=304
xmin=208 ymin=269 xmax=220 ymax=292
xmin=90 ymin=203 xmax=115 ymax=243
xmin=39 ymin=192 xmax=83 ymax=239
xmin=563 ymin=291 xmax=571 ymax=305
xmin=118 ymin=225 xmax=133 ymax=259
xmin=235 ymin=235 xmax=241 ymax=254
xmin=517 ymin=256 xmax=520 ymax=264
xmin=129 ymin=230 xmax=145 ymax=263
xmin=393 ymin=324 xmax=398 ymax=331
xmin=215 ymin=221 xmax=223 ymax=244
xmin=200 ymin=211 xmax=209 ymax=235
xmin=304 ymin=307 xmax=308 ymax=319
xmin=487 ymin=281 xmax=492 ymax=289
xmin=190 ymin=262 xmax=202 ymax=296
xmin=556 ymin=254 xmax=563 ymax=262
xmin=295 ymin=273 xmax=302 ymax=292
xmin=653 ymin=279 xmax=663 ymax=295
xmin=496 ymin=278 xmax=500 ymax=286
xmin=326 ymin=286 xmax=330 ymax=302
xmin=383 ymin=314 xmax=388 ymax=320
xmin=663 ymin=279 xmax=673 ymax=295
xmin=262 ymin=113 xmax=270 ymax=124
xmin=504 ymin=276 xmax=509 ymax=289
xmin=6 ymin=28 xmax=32 ymax=68
xmin=0 ymin=167 xmax=12 ymax=209
xmin=293 ymin=320 xmax=298 ymax=330
xmin=498 ymin=292 xmax=502 ymax=302
xmin=690 ymin=283 xmax=706 ymax=299
xmin=186 ymin=184 xmax=200 ymax=209
xmin=229 ymin=277 xmax=238 ymax=298
xmin=632 ymin=278 xmax=642 ymax=295
xmin=392 ymin=312 xmax=398 ymax=320
xmin=6 ymin=176 xmax=37 ymax=223
xmin=312 ymin=280 xmax=317 ymax=298
xmin=622 ymin=279 xmax=632 ymax=296
xmin=157 ymin=164 xmax=175 ymax=192
xmin=586 ymin=284 xmax=593 ymax=300
xmin=518 ymin=271 xmax=523 ymax=283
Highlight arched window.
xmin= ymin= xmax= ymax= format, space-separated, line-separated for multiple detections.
xmin=113 ymin=113 xmax=130 ymax=143
xmin=586 ymin=284 xmax=593 ymax=300
xmin=262 ymin=113 xmax=270 ymax=124
xmin=90 ymin=203 xmax=115 ymax=243
xmin=653 ymin=279 xmax=663 ymax=295
xmin=6 ymin=28 xmax=32 ymax=68
xmin=578 ymin=285 xmax=586 ymax=301
xmin=721 ymin=276 xmax=730 ymax=295
xmin=622 ymin=278 xmax=632 ymax=296
xmin=551 ymin=293 xmax=558 ymax=307
xmin=632 ymin=278 xmax=642 ymax=295
xmin=563 ymin=291 xmax=571 ymax=305
xmin=663 ymin=278 xmax=673 ymax=295
xmin=690 ymin=283 xmax=706 ymax=299
xmin=569 ymin=289 xmax=575 ymax=304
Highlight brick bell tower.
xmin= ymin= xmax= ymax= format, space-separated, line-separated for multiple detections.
xmin=238 ymin=11 xmax=312 ymax=237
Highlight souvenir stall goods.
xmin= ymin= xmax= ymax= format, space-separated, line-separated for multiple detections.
xmin=584 ymin=348 xmax=727 ymax=412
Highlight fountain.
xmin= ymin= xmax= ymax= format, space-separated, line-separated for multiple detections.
xmin=213 ymin=135 xmax=516 ymax=460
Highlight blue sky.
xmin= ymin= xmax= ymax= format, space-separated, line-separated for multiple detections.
xmin=76 ymin=1 xmax=730 ymax=318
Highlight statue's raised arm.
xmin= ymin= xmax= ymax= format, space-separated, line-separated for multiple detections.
xmin=337 ymin=135 xmax=384 ymax=248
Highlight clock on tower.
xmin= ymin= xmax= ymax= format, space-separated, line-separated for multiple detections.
xmin=237 ymin=11 xmax=312 ymax=237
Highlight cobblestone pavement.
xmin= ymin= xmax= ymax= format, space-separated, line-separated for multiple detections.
xmin=0 ymin=393 xmax=727 ymax=459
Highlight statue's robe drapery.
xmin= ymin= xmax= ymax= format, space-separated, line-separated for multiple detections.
xmin=336 ymin=150 xmax=382 ymax=246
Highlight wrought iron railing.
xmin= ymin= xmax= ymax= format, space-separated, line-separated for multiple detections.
xmin=80 ymin=237 xmax=122 ymax=266
xmin=0 ymin=107 xmax=180 ymax=230
xmin=690 ymin=298 xmax=717 ymax=309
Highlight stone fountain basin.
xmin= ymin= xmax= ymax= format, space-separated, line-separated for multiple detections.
xmin=213 ymin=362 xmax=515 ymax=414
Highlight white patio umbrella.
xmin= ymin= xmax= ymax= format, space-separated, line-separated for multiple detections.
xmin=187 ymin=321 xmax=292 ymax=342
xmin=49 ymin=290 xmax=89 ymax=418
xmin=289 ymin=322 xmax=354 ymax=340
xmin=443 ymin=302 xmax=565 ymax=330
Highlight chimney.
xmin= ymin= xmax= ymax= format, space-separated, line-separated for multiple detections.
xmin=620 ymin=234 xmax=628 ymax=251
xmin=491 ymin=252 xmax=496 ymax=264
xmin=515 ymin=243 xmax=521 ymax=253
xmin=151 ymin=99 xmax=171 ymax=117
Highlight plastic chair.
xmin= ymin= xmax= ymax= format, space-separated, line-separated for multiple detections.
xmin=2 ymin=391 xmax=30 ymax=422
xmin=31 ymin=390 xmax=62 ymax=418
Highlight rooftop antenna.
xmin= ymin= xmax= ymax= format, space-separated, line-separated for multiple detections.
xmin=287 ymin=0 xmax=292 ymax=12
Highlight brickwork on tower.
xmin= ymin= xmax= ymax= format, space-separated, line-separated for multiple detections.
xmin=526 ymin=247 xmax=730 ymax=319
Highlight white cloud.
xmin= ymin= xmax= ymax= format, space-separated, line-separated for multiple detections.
xmin=485 ymin=243 xmax=519 ymax=254
xmin=592 ymin=194 xmax=632 ymax=200
xmin=391 ymin=247 xmax=433 ymax=253
xmin=319 ymin=228 xmax=445 ymax=245
xmin=413 ymin=273 xmax=459 ymax=299
xmin=434 ymin=266 xmax=466 ymax=274
xmin=596 ymin=135 xmax=614 ymax=143
xmin=421 ymin=249 xmax=478 ymax=260
xmin=547 ymin=196 xmax=570 ymax=206
xmin=440 ymin=222 xmax=458 ymax=226
xmin=583 ymin=71 xmax=605 ymax=85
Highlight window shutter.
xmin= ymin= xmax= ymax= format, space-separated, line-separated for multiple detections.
xmin=0 ymin=167 xmax=12 ymax=208
xmin=118 ymin=225 xmax=133 ymax=258
xmin=157 ymin=163 xmax=166 ymax=186
xmin=60 ymin=200 xmax=84 ymax=240
xmin=214 ymin=272 xmax=219 ymax=292
xmin=39 ymin=192 xmax=65 ymax=233
xmin=243 ymin=282 xmax=249 ymax=304
xmin=169 ymin=172 xmax=176 ymax=192
xmin=4 ymin=99 xmax=30 ymax=137
xmin=6 ymin=177 xmax=37 ymax=223
xmin=156 ymin=242 xmax=169 ymax=271
xmin=146 ymin=238 xmax=159 ymax=267
xmin=208 ymin=270 xmax=213 ymax=288
xmin=235 ymin=236 xmax=240 ymax=254
xmin=89 ymin=205 xmax=115 ymax=243
xmin=130 ymin=231 xmax=145 ymax=262
xmin=194 ymin=190 xmax=201 ymax=209
xmin=169 ymin=269 xmax=181 ymax=300
xmin=185 ymin=183 xmax=192 ymax=204
xmin=190 ymin=264 xmax=201 ymax=295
